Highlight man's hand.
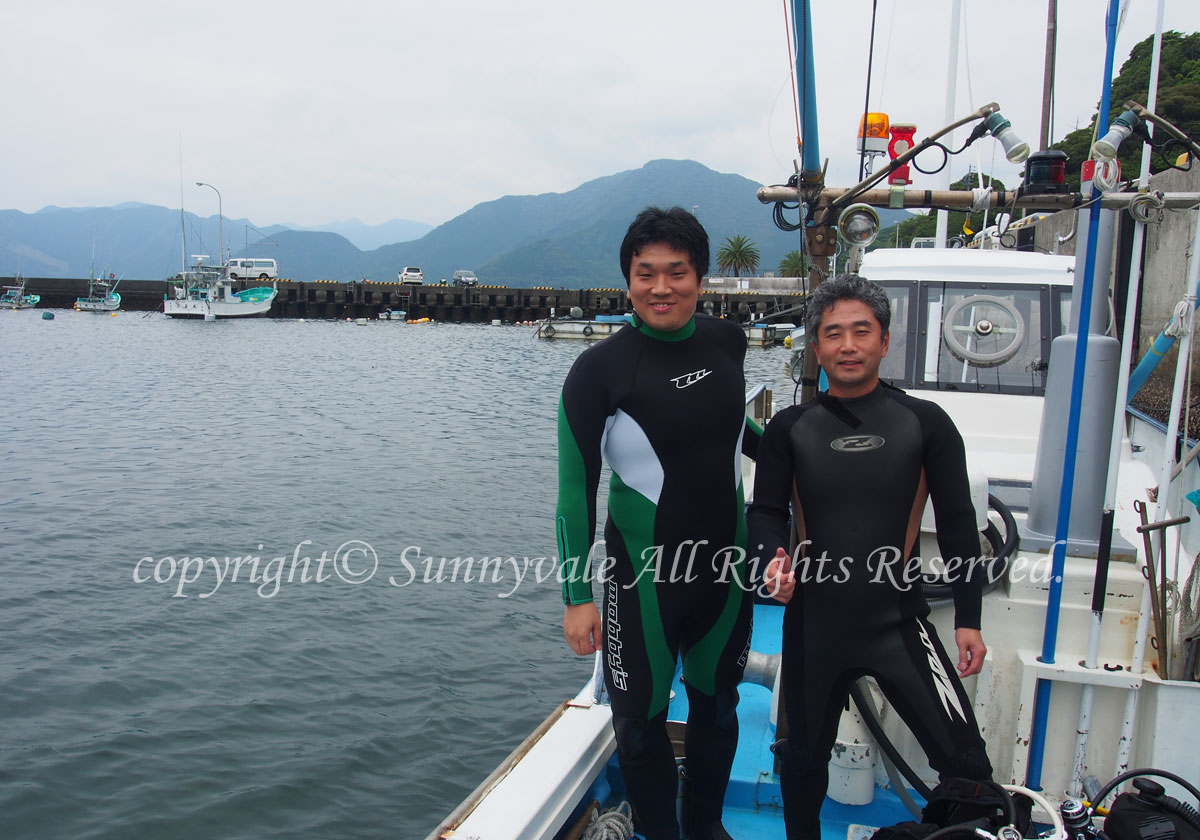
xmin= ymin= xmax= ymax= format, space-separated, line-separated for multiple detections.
xmin=955 ymin=628 xmax=987 ymax=677
xmin=763 ymin=548 xmax=796 ymax=604
xmin=563 ymin=603 xmax=603 ymax=656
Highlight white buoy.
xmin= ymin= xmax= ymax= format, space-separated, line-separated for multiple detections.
xmin=204 ymin=313 xmax=216 ymax=322
xmin=491 ymin=319 xmax=502 ymax=327
xmin=355 ymin=317 xmax=368 ymax=326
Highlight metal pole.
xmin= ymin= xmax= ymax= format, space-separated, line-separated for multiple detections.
xmin=935 ymin=0 xmax=961 ymax=248
xmin=1039 ymin=0 xmax=1058 ymax=150
xmin=793 ymin=0 xmax=821 ymax=177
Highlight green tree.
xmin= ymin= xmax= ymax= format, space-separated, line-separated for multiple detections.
xmin=778 ymin=250 xmax=806 ymax=277
xmin=1053 ymin=30 xmax=1200 ymax=192
xmin=716 ymin=235 xmax=760 ymax=277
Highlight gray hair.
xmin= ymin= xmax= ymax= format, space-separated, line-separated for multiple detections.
xmin=805 ymin=274 xmax=891 ymax=338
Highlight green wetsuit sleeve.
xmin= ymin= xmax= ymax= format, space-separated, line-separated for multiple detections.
xmin=556 ymin=364 xmax=608 ymax=605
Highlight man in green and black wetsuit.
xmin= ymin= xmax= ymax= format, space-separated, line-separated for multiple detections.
xmin=557 ymin=207 xmax=761 ymax=840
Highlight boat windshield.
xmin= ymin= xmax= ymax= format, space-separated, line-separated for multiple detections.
xmin=878 ymin=280 xmax=1072 ymax=396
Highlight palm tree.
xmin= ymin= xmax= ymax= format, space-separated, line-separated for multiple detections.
xmin=778 ymin=250 xmax=806 ymax=278
xmin=716 ymin=235 xmax=760 ymax=278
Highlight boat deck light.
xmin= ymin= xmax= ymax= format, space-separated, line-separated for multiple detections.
xmin=857 ymin=112 xmax=891 ymax=155
xmin=888 ymin=123 xmax=917 ymax=185
xmin=983 ymin=111 xmax=1030 ymax=164
xmin=1093 ymin=109 xmax=1144 ymax=160
xmin=1020 ymin=150 xmax=1069 ymax=196
xmin=837 ymin=204 xmax=881 ymax=248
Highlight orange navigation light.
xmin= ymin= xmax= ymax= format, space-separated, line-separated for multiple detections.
xmin=857 ymin=112 xmax=891 ymax=155
xmin=888 ymin=123 xmax=917 ymax=185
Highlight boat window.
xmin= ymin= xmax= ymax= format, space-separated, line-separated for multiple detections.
xmin=1054 ymin=286 xmax=1073 ymax=337
xmin=880 ymin=282 xmax=916 ymax=386
xmin=918 ymin=283 xmax=1051 ymax=394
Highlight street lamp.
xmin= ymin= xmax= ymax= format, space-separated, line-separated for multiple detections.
xmin=195 ymin=182 xmax=223 ymax=271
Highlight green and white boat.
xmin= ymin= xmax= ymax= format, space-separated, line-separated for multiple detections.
xmin=1 ymin=274 xmax=39 ymax=309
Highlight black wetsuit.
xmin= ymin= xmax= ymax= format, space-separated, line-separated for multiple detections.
xmin=747 ymin=383 xmax=992 ymax=840
xmin=557 ymin=314 xmax=760 ymax=840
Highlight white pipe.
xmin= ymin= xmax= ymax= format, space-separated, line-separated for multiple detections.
xmin=935 ymin=0 xmax=961 ymax=249
xmin=1005 ymin=784 xmax=1065 ymax=840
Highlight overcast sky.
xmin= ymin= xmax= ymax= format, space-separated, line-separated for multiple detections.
xmin=2 ymin=0 xmax=1196 ymax=229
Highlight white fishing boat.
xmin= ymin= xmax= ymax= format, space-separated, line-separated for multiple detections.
xmin=430 ymin=4 xmax=1200 ymax=838
xmin=76 ymin=271 xmax=122 ymax=313
xmin=537 ymin=314 xmax=632 ymax=341
xmin=1 ymin=274 xmax=40 ymax=310
xmin=164 ymin=257 xmax=276 ymax=319
xmin=431 ymin=243 xmax=1198 ymax=839
xmin=746 ymin=322 xmax=797 ymax=348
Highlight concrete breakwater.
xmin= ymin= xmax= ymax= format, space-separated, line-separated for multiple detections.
xmin=7 ymin=277 xmax=803 ymax=323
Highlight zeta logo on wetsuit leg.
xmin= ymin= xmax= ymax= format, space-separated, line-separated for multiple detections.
xmin=830 ymin=434 xmax=886 ymax=452
xmin=916 ymin=619 xmax=968 ymax=723
xmin=670 ymin=368 xmax=712 ymax=389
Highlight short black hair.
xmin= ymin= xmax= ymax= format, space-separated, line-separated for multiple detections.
xmin=806 ymin=273 xmax=892 ymax=337
xmin=619 ymin=206 xmax=709 ymax=284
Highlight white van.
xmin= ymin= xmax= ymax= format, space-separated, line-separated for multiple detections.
xmin=227 ymin=258 xmax=278 ymax=280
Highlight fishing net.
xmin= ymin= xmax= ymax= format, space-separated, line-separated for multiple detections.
xmin=1178 ymin=555 xmax=1200 ymax=681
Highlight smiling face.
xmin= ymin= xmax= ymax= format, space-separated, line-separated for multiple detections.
xmin=812 ymin=298 xmax=890 ymax=398
xmin=627 ymin=243 xmax=701 ymax=332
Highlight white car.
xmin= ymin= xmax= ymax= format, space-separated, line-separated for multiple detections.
xmin=399 ymin=267 xmax=424 ymax=284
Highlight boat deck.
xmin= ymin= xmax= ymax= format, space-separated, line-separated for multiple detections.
xmin=586 ymin=602 xmax=920 ymax=839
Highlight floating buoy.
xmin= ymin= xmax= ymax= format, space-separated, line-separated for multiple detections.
xmin=42 ymin=311 xmax=55 ymax=320
xmin=204 ymin=313 xmax=216 ymax=321
xmin=355 ymin=317 xmax=367 ymax=326
xmin=109 ymin=312 xmax=118 ymax=317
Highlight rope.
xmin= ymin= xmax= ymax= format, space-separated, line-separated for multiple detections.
xmin=581 ymin=801 xmax=635 ymax=840
xmin=1091 ymin=159 xmax=1122 ymax=192
xmin=1164 ymin=299 xmax=1194 ymax=338
xmin=782 ymin=0 xmax=801 ymax=155
xmin=875 ymin=0 xmax=898 ymax=109
xmin=971 ymin=186 xmax=993 ymax=213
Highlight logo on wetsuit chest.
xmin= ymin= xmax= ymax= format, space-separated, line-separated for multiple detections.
xmin=670 ymin=368 xmax=712 ymax=389
xmin=830 ymin=434 xmax=886 ymax=452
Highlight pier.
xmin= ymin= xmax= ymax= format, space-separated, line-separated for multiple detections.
xmin=6 ymin=277 xmax=804 ymax=323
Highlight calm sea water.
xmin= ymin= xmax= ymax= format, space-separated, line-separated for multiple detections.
xmin=0 ymin=310 xmax=793 ymax=839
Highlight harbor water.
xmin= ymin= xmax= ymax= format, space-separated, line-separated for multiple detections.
xmin=0 ymin=311 xmax=794 ymax=839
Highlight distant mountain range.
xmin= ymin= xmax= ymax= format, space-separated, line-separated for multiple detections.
xmin=285 ymin=218 xmax=433 ymax=251
xmin=0 ymin=161 xmax=912 ymax=287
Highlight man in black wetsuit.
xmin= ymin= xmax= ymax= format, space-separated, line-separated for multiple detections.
xmin=557 ymin=207 xmax=760 ymax=840
xmin=747 ymin=274 xmax=992 ymax=840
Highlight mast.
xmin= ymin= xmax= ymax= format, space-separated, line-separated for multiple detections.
xmin=1038 ymin=0 xmax=1058 ymax=150
xmin=792 ymin=0 xmax=836 ymax=403
xmin=934 ymin=0 xmax=962 ymax=248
